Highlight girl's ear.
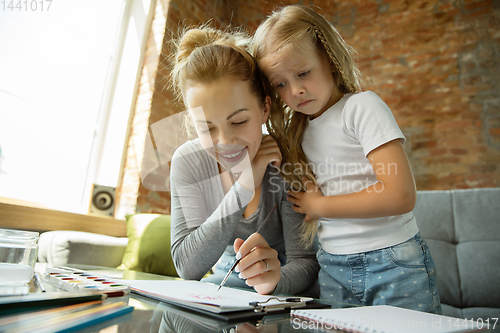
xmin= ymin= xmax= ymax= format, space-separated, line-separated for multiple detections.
xmin=262 ymin=95 xmax=271 ymax=124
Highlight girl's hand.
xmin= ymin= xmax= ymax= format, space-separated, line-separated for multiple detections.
xmin=238 ymin=135 xmax=282 ymax=192
xmin=233 ymin=233 xmax=281 ymax=295
xmin=287 ymin=177 xmax=323 ymax=222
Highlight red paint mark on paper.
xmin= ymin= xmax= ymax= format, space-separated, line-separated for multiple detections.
xmin=189 ymin=294 xmax=224 ymax=300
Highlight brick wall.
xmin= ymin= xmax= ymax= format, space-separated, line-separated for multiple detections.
xmin=116 ymin=0 xmax=173 ymax=219
xmin=234 ymin=0 xmax=500 ymax=190
xmin=117 ymin=0 xmax=500 ymax=217
xmin=117 ymin=0 xmax=239 ymax=217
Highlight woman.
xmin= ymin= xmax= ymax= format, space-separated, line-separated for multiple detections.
xmin=169 ymin=25 xmax=319 ymax=295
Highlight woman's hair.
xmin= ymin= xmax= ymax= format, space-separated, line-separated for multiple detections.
xmin=252 ymin=5 xmax=363 ymax=245
xmin=169 ymin=25 xmax=286 ymax=144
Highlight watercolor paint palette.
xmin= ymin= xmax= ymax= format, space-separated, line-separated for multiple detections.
xmin=42 ymin=266 xmax=131 ymax=296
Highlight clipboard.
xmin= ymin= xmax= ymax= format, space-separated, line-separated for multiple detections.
xmin=205 ymin=299 xmax=332 ymax=322
xmin=123 ymin=280 xmax=329 ymax=321
xmin=159 ymin=298 xmax=332 ymax=323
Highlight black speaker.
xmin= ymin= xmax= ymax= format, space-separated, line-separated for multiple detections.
xmin=89 ymin=184 xmax=116 ymax=217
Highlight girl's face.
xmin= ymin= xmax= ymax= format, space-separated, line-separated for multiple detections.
xmin=261 ymin=45 xmax=341 ymax=119
xmin=185 ymin=78 xmax=270 ymax=173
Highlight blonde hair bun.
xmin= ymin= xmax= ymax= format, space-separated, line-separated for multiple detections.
xmin=175 ymin=28 xmax=221 ymax=65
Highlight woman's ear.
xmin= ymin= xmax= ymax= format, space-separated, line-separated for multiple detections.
xmin=262 ymin=95 xmax=271 ymax=124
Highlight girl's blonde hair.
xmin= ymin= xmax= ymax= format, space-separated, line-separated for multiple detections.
xmin=252 ymin=5 xmax=363 ymax=245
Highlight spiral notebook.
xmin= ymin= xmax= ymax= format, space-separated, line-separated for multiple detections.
xmin=291 ymin=305 xmax=490 ymax=332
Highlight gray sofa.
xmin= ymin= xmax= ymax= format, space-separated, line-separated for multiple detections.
xmin=38 ymin=188 xmax=500 ymax=322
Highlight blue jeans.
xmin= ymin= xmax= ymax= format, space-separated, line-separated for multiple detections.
xmin=317 ymin=232 xmax=442 ymax=314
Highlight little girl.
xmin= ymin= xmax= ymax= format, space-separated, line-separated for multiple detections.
xmin=252 ymin=5 xmax=441 ymax=313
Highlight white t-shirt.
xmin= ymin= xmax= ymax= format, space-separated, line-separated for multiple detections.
xmin=302 ymin=91 xmax=419 ymax=254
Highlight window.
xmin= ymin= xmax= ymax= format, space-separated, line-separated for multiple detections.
xmin=0 ymin=0 xmax=154 ymax=214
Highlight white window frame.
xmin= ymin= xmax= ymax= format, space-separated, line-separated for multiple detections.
xmin=81 ymin=0 xmax=157 ymax=214
xmin=0 ymin=0 xmax=156 ymax=220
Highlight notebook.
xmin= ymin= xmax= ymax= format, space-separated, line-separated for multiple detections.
xmin=291 ymin=305 xmax=491 ymax=332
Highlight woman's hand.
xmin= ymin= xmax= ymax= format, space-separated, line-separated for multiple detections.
xmin=233 ymin=233 xmax=281 ymax=295
xmin=237 ymin=135 xmax=282 ymax=192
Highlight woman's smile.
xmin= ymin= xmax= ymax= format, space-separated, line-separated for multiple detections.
xmin=217 ymin=147 xmax=247 ymax=163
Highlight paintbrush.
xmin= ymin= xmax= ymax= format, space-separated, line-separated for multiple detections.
xmin=217 ymin=203 xmax=278 ymax=291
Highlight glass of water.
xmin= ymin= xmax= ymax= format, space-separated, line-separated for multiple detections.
xmin=0 ymin=228 xmax=39 ymax=295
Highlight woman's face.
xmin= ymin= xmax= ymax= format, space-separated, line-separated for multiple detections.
xmin=185 ymin=78 xmax=270 ymax=173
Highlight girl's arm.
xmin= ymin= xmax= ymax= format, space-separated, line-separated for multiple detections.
xmin=287 ymin=139 xmax=416 ymax=221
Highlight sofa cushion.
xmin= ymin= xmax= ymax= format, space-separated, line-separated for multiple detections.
xmin=458 ymin=241 xmax=500 ymax=308
xmin=414 ymin=188 xmax=500 ymax=320
xmin=38 ymin=230 xmax=128 ymax=267
xmin=117 ymin=214 xmax=178 ymax=277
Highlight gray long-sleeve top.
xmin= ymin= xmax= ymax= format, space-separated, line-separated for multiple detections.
xmin=170 ymin=139 xmax=319 ymax=295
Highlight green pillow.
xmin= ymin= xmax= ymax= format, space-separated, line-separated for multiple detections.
xmin=117 ymin=214 xmax=178 ymax=277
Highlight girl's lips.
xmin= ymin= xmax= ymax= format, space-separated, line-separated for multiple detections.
xmin=298 ymin=99 xmax=313 ymax=107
